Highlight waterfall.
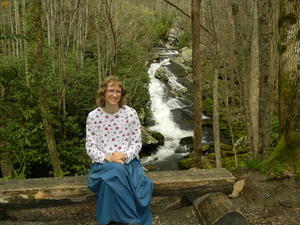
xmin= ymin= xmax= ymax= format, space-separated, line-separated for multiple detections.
xmin=141 ymin=49 xmax=207 ymax=169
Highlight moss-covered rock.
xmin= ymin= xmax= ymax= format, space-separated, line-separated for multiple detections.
xmin=179 ymin=136 xmax=193 ymax=146
xmin=178 ymin=155 xmax=194 ymax=170
xmin=141 ymin=126 xmax=158 ymax=145
xmin=154 ymin=67 xmax=169 ymax=83
xmin=150 ymin=131 xmax=165 ymax=146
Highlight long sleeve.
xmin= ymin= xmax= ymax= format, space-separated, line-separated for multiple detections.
xmin=86 ymin=113 xmax=105 ymax=163
xmin=124 ymin=110 xmax=142 ymax=163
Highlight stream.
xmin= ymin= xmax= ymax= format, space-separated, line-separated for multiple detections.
xmin=141 ymin=49 xmax=210 ymax=170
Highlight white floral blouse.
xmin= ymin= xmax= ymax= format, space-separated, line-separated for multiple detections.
xmin=85 ymin=105 xmax=142 ymax=164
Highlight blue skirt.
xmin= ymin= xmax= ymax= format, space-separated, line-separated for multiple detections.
xmin=87 ymin=158 xmax=153 ymax=225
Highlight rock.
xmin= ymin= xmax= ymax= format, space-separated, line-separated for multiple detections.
xmin=179 ymin=136 xmax=194 ymax=146
xmin=141 ymin=126 xmax=158 ymax=145
xmin=141 ymin=126 xmax=159 ymax=156
xmin=170 ymin=58 xmax=192 ymax=73
xmin=150 ymin=131 xmax=165 ymax=146
xmin=154 ymin=67 xmax=169 ymax=83
xmin=165 ymin=17 xmax=185 ymax=49
xmin=170 ymin=87 xmax=187 ymax=97
xmin=169 ymin=47 xmax=193 ymax=73
xmin=179 ymin=47 xmax=192 ymax=66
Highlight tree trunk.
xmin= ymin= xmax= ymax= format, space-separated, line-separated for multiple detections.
xmin=31 ymin=0 xmax=63 ymax=177
xmin=257 ymin=0 xmax=278 ymax=158
xmin=230 ymin=1 xmax=252 ymax=153
xmin=191 ymin=0 xmax=202 ymax=168
xmin=213 ymin=66 xmax=221 ymax=168
xmin=267 ymin=0 xmax=300 ymax=167
xmin=22 ymin=0 xmax=29 ymax=85
xmin=248 ymin=0 xmax=260 ymax=158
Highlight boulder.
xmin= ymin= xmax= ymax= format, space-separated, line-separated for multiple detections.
xmin=150 ymin=131 xmax=165 ymax=146
xmin=170 ymin=86 xmax=187 ymax=97
xmin=179 ymin=136 xmax=194 ymax=146
xmin=179 ymin=47 xmax=192 ymax=66
xmin=141 ymin=126 xmax=159 ymax=155
xmin=141 ymin=126 xmax=158 ymax=145
xmin=170 ymin=58 xmax=192 ymax=73
xmin=154 ymin=67 xmax=169 ymax=83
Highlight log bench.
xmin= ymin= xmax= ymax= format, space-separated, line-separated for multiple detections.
xmin=0 ymin=168 xmax=248 ymax=224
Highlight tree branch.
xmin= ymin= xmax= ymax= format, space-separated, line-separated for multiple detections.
xmin=162 ymin=0 xmax=213 ymax=36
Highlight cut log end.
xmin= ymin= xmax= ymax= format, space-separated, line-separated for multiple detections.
xmin=193 ymin=192 xmax=248 ymax=225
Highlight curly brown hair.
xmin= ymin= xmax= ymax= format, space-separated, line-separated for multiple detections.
xmin=96 ymin=75 xmax=127 ymax=107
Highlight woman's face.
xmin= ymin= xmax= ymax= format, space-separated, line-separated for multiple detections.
xmin=105 ymin=82 xmax=122 ymax=106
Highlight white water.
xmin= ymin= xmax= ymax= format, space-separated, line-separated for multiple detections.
xmin=141 ymin=55 xmax=193 ymax=164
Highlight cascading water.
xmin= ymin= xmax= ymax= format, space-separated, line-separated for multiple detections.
xmin=141 ymin=49 xmax=208 ymax=170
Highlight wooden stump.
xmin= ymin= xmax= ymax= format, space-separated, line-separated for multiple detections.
xmin=193 ymin=192 xmax=248 ymax=225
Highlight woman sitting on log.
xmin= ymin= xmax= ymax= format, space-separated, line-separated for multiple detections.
xmin=86 ymin=75 xmax=153 ymax=225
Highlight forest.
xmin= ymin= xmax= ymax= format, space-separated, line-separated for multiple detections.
xmin=0 ymin=0 xmax=299 ymax=179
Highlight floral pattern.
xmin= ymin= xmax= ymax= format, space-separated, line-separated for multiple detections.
xmin=85 ymin=105 xmax=142 ymax=164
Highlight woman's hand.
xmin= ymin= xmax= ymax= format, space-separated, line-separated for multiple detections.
xmin=112 ymin=152 xmax=128 ymax=161
xmin=105 ymin=152 xmax=127 ymax=164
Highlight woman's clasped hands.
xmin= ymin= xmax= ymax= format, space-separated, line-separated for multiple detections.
xmin=105 ymin=152 xmax=128 ymax=164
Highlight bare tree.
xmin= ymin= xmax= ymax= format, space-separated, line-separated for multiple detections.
xmin=248 ymin=0 xmax=260 ymax=158
xmin=191 ymin=0 xmax=202 ymax=168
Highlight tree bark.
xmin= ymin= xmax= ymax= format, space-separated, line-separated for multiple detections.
xmin=191 ymin=0 xmax=202 ymax=168
xmin=248 ymin=0 xmax=260 ymax=158
xmin=257 ymin=0 xmax=278 ymax=158
xmin=230 ymin=0 xmax=253 ymax=154
xmin=213 ymin=65 xmax=221 ymax=168
xmin=268 ymin=0 xmax=300 ymax=166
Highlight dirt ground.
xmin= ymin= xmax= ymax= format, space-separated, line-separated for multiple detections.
xmin=1 ymin=168 xmax=299 ymax=225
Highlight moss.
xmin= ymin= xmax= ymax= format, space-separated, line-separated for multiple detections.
xmin=178 ymin=155 xmax=194 ymax=170
xmin=222 ymin=153 xmax=248 ymax=170
xmin=262 ymin=132 xmax=300 ymax=176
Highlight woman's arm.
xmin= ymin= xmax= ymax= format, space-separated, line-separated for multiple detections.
xmin=124 ymin=110 xmax=142 ymax=163
xmin=85 ymin=113 xmax=105 ymax=163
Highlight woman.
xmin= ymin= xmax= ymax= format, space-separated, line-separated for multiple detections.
xmin=86 ymin=75 xmax=153 ymax=225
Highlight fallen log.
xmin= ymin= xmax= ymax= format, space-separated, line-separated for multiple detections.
xmin=0 ymin=168 xmax=235 ymax=208
xmin=193 ymin=192 xmax=248 ymax=225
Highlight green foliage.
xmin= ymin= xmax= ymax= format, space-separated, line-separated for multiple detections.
xmin=244 ymin=158 xmax=266 ymax=172
xmin=152 ymin=14 xmax=173 ymax=41
xmin=178 ymin=33 xmax=189 ymax=48
xmin=1 ymin=3 xmax=177 ymax=178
